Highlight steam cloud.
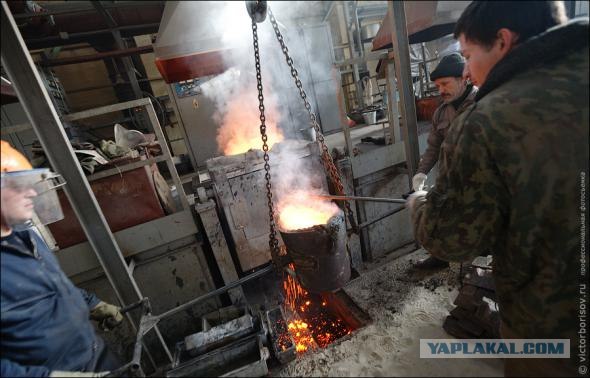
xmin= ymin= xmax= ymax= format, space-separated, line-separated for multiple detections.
xmin=201 ymin=1 xmax=339 ymax=223
xmin=200 ymin=67 xmax=284 ymax=155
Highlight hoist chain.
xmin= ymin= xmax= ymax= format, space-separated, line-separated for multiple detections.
xmin=267 ymin=8 xmax=358 ymax=232
xmin=250 ymin=5 xmax=359 ymax=267
xmin=251 ymin=20 xmax=282 ymax=264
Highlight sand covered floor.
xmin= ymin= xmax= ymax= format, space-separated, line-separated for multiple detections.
xmin=273 ymin=248 xmax=504 ymax=377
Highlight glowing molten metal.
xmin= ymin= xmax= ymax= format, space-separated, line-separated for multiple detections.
xmin=277 ymin=191 xmax=340 ymax=231
xmin=216 ymin=86 xmax=284 ymax=155
xmin=282 ymin=264 xmax=352 ymax=355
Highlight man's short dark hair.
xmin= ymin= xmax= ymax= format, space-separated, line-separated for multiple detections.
xmin=454 ymin=1 xmax=568 ymax=47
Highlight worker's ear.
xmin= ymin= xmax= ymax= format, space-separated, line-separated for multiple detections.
xmin=495 ymin=28 xmax=519 ymax=58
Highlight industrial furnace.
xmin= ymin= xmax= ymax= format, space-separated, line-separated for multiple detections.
xmin=203 ymin=139 xmax=329 ymax=273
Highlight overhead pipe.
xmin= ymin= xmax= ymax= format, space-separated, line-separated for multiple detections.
xmin=11 ymin=1 xmax=165 ymax=19
xmin=38 ymin=45 xmax=154 ymax=67
xmin=15 ymin=2 xmax=163 ymax=50
xmin=25 ymin=23 xmax=160 ymax=50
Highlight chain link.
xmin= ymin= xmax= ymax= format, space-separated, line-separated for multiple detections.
xmin=251 ymin=20 xmax=282 ymax=263
xmin=267 ymin=8 xmax=357 ymax=232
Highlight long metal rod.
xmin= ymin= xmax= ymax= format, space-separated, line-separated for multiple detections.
xmin=315 ymin=194 xmax=406 ymax=204
xmin=62 ymin=97 xmax=150 ymax=121
xmin=359 ymin=205 xmax=405 ymax=229
xmin=111 ymin=263 xmax=274 ymax=376
xmin=156 ymin=265 xmax=275 ymax=320
xmin=388 ymin=1 xmax=420 ymax=180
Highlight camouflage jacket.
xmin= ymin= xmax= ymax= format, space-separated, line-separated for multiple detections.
xmin=411 ymin=19 xmax=589 ymax=346
xmin=417 ymin=84 xmax=477 ymax=175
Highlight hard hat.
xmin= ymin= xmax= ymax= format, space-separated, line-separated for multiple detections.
xmin=1 ymin=140 xmax=65 ymax=226
xmin=1 ymin=140 xmax=33 ymax=172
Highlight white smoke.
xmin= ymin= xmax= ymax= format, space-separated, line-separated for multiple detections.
xmin=270 ymin=140 xmax=339 ymax=228
xmin=201 ymin=1 xmax=328 ymax=140
xmin=201 ymin=1 xmax=338 ymax=219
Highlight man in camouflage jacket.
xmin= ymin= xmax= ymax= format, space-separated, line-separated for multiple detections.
xmin=408 ymin=2 xmax=588 ymax=376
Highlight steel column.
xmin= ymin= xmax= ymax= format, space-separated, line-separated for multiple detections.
xmin=388 ymin=1 xmax=420 ymax=179
xmin=385 ymin=58 xmax=401 ymax=143
xmin=421 ymin=42 xmax=430 ymax=83
xmin=92 ymin=1 xmax=143 ymax=100
xmin=342 ymin=1 xmax=363 ymax=109
xmin=322 ymin=1 xmax=336 ymax=23
xmin=144 ymin=100 xmax=190 ymax=210
xmin=352 ymin=1 xmax=364 ymax=60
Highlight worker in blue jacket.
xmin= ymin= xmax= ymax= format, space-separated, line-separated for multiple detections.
xmin=1 ymin=140 xmax=124 ymax=377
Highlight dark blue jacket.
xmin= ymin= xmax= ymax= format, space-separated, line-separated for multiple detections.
xmin=1 ymin=229 xmax=104 ymax=377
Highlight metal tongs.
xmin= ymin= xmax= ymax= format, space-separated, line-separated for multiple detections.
xmin=313 ymin=194 xmax=406 ymax=204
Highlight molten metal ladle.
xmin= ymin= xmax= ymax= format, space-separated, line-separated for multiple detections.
xmin=279 ymin=209 xmax=350 ymax=293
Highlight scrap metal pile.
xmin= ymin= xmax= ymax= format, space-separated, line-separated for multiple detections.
xmin=443 ymin=256 xmax=501 ymax=339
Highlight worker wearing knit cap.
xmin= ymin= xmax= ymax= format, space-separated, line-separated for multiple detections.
xmin=412 ymin=53 xmax=478 ymax=270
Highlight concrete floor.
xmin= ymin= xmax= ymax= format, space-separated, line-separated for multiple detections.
xmin=272 ymin=248 xmax=504 ymax=377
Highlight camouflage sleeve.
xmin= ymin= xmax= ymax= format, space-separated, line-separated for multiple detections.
xmin=417 ymin=125 xmax=444 ymax=175
xmin=411 ymin=110 xmax=509 ymax=261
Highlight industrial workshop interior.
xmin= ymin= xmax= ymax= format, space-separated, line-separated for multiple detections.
xmin=1 ymin=0 xmax=588 ymax=377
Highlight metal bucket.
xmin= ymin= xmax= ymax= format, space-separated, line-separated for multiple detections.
xmin=362 ymin=110 xmax=377 ymax=125
xmin=279 ymin=210 xmax=351 ymax=293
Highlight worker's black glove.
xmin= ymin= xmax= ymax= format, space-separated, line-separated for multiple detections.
xmin=245 ymin=1 xmax=267 ymax=23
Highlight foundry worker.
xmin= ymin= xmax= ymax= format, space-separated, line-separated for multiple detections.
xmin=1 ymin=140 xmax=123 ymax=377
xmin=412 ymin=52 xmax=478 ymax=269
xmin=407 ymin=1 xmax=587 ymax=377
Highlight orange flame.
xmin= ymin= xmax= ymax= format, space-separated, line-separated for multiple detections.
xmin=283 ymin=266 xmax=317 ymax=353
xmin=216 ymin=85 xmax=284 ymax=155
xmin=277 ymin=190 xmax=340 ymax=231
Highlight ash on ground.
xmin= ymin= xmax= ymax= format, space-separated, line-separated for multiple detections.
xmin=272 ymin=248 xmax=503 ymax=377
